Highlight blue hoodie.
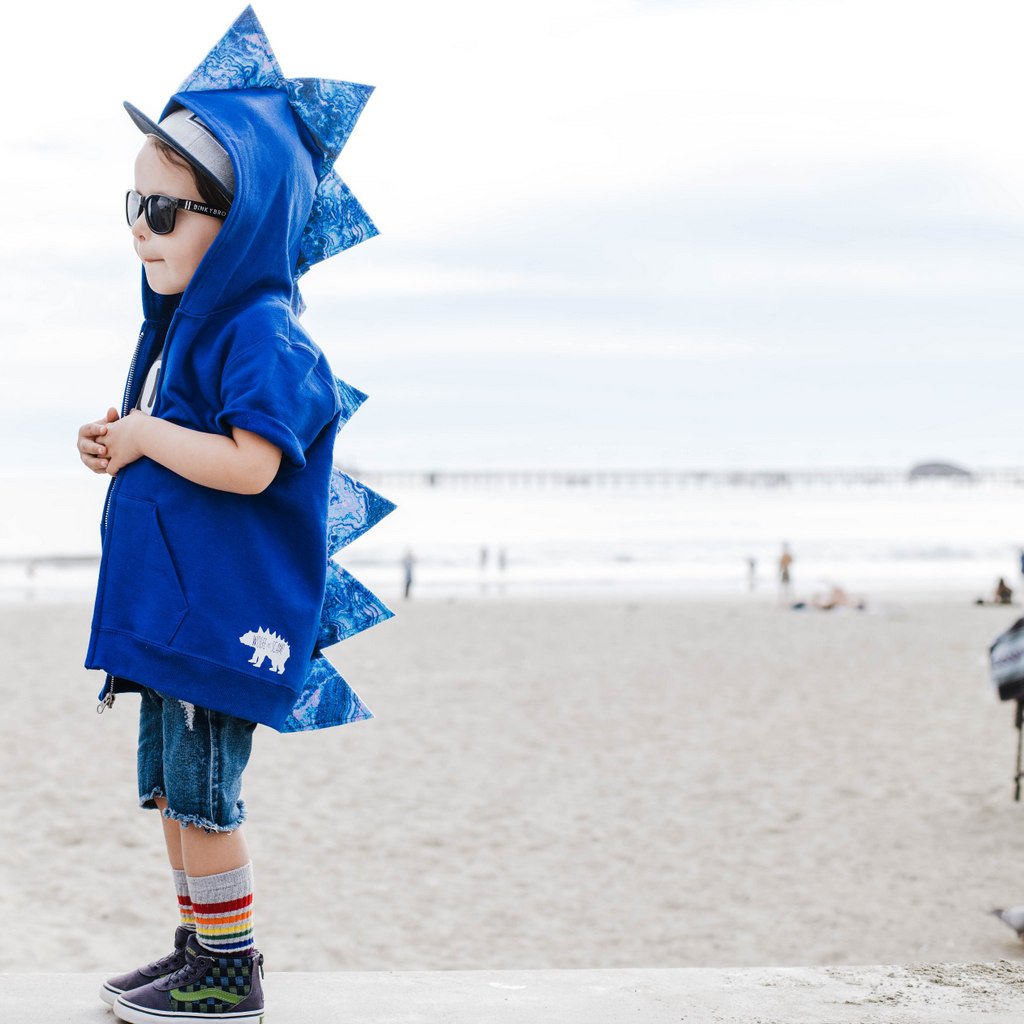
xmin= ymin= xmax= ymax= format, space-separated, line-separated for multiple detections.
xmin=84 ymin=80 xmax=394 ymax=732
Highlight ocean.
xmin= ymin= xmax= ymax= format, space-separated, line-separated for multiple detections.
xmin=3 ymin=468 xmax=1023 ymax=605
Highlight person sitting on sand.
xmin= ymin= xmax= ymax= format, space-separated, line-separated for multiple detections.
xmin=791 ymin=583 xmax=866 ymax=611
xmin=811 ymin=584 xmax=866 ymax=611
xmin=977 ymin=578 xmax=1015 ymax=606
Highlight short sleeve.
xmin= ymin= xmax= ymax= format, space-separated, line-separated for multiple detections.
xmin=215 ymin=338 xmax=338 ymax=470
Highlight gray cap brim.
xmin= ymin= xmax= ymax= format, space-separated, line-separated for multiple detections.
xmin=124 ymin=101 xmax=235 ymax=203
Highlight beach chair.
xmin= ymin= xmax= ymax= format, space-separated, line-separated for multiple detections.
xmin=988 ymin=617 xmax=1024 ymax=800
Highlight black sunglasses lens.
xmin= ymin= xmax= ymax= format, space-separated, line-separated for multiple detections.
xmin=147 ymin=195 xmax=177 ymax=234
xmin=126 ymin=190 xmax=143 ymax=228
xmin=125 ymin=191 xmax=175 ymax=233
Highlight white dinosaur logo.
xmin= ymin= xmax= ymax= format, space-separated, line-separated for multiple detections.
xmin=239 ymin=626 xmax=291 ymax=675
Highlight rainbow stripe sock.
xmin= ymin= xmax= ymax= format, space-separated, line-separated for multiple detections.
xmin=187 ymin=862 xmax=255 ymax=955
xmin=173 ymin=868 xmax=196 ymax=931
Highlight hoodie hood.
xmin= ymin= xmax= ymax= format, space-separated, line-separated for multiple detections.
xmin=135 ymin=3 xmax=378 ymax=321
xmin=146 ymin=88 xmax=318 ymax=318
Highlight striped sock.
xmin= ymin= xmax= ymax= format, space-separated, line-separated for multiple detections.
xmin=187 ymin=862 xmax=255 ymax=955
xmin=173 ymin=868 xmax=196 ymax=931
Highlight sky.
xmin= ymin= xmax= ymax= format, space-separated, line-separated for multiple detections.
xmin=5 ymin=0 xmax=1024 ymax=471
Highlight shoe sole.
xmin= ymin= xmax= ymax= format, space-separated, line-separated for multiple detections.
xmin=100 ymin=983 xmax=121 ymax=1006
xmin=113 ymin=997 xmax=264 ymax=1023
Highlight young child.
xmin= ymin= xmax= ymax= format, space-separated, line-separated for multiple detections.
xmin=76 ymin=8 xmax=393 ymax=1021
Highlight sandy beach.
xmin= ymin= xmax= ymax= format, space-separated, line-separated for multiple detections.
xmin=4 ymin=594 xmax=1024 ymax=973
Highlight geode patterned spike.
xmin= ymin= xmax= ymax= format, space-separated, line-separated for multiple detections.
xmin=326 ymin=468 xmax=396 ymax=558
xmin=286 ymin=77 xmax=374 ymax=175
xmin=318 ymin=559 xmax=395 ymax=650
xmin=296 ymin=169 xmax=379 ymax=277
xmin=178 ymin=5 xmax=285 ymax=93
xmin=335 ymin=376 xmax=369 ymax=430
xmin=281 ymin=653 xmax=373 ymax=733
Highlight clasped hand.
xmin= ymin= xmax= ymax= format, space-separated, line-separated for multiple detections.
xmin=77 ymin=407 xmax=149 ymax=477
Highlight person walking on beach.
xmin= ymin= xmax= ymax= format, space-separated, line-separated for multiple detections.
xmin=778 ymin=542 xmax=794 ymax=601
xmin=75 ymin=9 xmax=390 ymax=1021
xmin=402 ymin=548 xmax=416 ymax=599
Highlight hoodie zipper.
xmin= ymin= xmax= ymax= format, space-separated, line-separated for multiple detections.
xmin=96 ymin=326 xmax=147 ymax=714
xmin=123 ymin=326 xmax=147 ymax=417
xmin=100 ymin=327 xmax=146 ymax=539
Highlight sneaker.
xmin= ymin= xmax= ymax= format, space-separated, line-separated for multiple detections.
xmin=100 ymin=926 xmax=194 ymax=1006
xmin=113 ymin=933 xmax=265 ymax=1023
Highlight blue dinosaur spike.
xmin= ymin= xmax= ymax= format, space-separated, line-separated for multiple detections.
xmin=318 ymin=560 xmax=395 ymax=649
xmin=334 ymin=376 xmax=368 ymax=429
xmin=326 ymin=468 xmax=396 ymax=558
xmin=178 ymin=5 xmax=285 ymax=93
xmin=281 ymin=653 xmax=374 ymax=733
xmin=297 ymin=169 xmax=379 ymax=276
xmin=286 ymin=78 xmax=374 ymax=176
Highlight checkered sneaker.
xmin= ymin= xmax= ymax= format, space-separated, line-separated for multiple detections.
xmin=112 ymin=934 xmax=264 ymax=1023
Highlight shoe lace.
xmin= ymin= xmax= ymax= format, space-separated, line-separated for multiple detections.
xmin=149 ymin=950 xmax=183 ymax=973
xmin=165 ymin=953 xmax=208 ymax=988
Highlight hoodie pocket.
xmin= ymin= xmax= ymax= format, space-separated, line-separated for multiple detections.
xmin=104 ymin=494 xmax=189 ymax=646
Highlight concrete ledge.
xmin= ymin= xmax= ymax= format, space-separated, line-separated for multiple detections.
xmin=4 ymin=963 xmax=1024 ymax=1023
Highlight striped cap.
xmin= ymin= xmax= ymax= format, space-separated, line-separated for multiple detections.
xmin=123 ymin=102 xmax=235 ymax=202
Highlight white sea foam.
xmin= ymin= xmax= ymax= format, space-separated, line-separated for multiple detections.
xmin=2 ymin=470 xmax=1022 ymax=602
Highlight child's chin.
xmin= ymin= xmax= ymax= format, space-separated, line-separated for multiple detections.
xmin=144 ymin=266 xmax=184 ymax=296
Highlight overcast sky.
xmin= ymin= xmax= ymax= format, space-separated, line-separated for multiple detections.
xmin=5 ymin=0 xmax=1024 ymax=471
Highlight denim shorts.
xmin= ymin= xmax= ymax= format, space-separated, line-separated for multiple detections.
xmin=137 ymin=686 xmax=257 ymax=833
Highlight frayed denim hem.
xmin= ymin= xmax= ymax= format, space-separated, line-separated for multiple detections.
xmin=161 ymin=798 xmax=247 ymax=834
xmin=139 ymin=786 xmax=166 ymax=810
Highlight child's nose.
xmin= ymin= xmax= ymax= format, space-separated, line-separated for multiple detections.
xmin=130 ymin=206 xmax=149 ymax=239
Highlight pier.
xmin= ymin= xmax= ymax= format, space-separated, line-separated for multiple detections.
xmin=345 ymin=466 xmax=1024 ymax=490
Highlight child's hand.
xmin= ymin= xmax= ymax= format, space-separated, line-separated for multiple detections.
xmin=102 ymin=409 xmax=151 ymax=477
xmin=77 ymin=407 xmax=120 ymax=474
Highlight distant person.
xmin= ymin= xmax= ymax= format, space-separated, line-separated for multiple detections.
xmin=480 ymin=545 xmax=489 ymax=571
xmin=747 ymin=556 xmax=757 ymax=592
xmin=789 ymin=582 xmax=866 ymax=612
xmin=973 ymin=578 xmax=1014 ymax=606
xmin=811 ymin=584 xmax=866 ymax=611
xmin=1019 ymin=548 xmax=1024 ymax=587
xmin=498 ymin=547 xmax=507 ymax=572
xmin=778 ymin=543 xmax=794 ymax=600
xmin=402 ymin=549 xmax=416 ymax=599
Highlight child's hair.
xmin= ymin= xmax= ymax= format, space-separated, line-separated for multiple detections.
xmin=150 ymin=136 xmax=231 ymax=209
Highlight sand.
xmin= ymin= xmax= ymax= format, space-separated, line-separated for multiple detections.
xmin=3 ymin=594 xmax=1024 ymax=973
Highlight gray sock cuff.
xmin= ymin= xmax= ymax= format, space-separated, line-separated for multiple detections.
xmin=186 ymin=861 xmax=254 ymax=905
xmin=172 ymin=868 xmax=190 ymax=899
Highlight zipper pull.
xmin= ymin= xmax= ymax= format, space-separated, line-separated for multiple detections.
xmin=96 ymin=675 xmax=116 ymax=714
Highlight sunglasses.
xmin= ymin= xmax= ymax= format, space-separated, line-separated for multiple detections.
xmin=126 ymin=189 xmax=229 ymax=235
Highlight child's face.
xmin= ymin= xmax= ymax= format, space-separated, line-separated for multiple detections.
xmin=130 ymin=137 xmax=223 ymax=295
